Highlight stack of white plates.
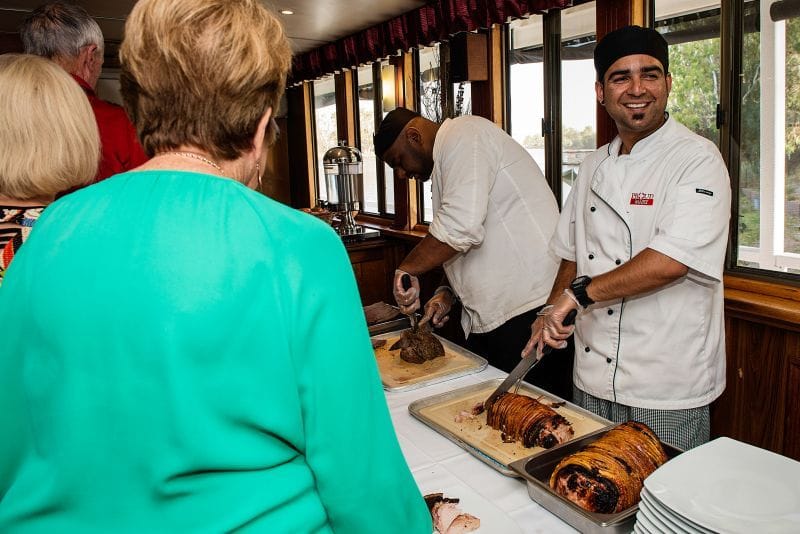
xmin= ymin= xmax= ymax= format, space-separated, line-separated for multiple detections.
xmin=633 ymin=437 xmax=800 ymax=534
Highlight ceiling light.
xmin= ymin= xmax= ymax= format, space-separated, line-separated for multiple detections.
xmin=280 ymin=10 xmax=293 ymax=15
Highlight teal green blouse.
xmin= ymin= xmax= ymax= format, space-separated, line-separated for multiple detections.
xmin=0 ymin=171 xmax=431 ymax=533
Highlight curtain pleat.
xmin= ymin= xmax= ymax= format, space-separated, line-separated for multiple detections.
xmin=290 ymin=0 xmax=572 ymax=83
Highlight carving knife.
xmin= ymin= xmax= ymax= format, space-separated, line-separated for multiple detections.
xmin=484 ymin=309 xmax=578 ymax=408
xmin=401 ymin=274 xmax=419 ymax=331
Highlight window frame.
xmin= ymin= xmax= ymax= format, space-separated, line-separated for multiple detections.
xmin=352 ymin=62 xmax=394 ymax=219
xmin=721 ymin=0 xmax=800 ymax=284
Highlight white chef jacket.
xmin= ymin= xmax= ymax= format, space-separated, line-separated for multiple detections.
xmin=429 ymin=116 xmax=560 ymax=335
xmin=550 ymin=117 xmax=731 ymax=410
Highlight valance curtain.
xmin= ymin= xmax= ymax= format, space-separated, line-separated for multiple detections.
xmin=290 ymin=0 xmax=573 ymax=82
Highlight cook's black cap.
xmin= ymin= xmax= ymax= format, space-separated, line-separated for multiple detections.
xmin=594 ymin=25 xmax=669 ymax=81
xmin=373 ymin=107 xmax=420 ymax=158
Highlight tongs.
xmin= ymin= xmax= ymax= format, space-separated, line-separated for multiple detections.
xmin=484 ymin=309 xmax=578 ymax=408
xmin=401 ymin=274 xmax=419 ymax=332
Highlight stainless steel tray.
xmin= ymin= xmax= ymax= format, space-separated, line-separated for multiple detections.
xmin=408 ymin=378 xmax=611 ymax=476
xmin=508 ymin=424 xmax=682 ymax=534
xmin=372 ymin=330 xmax=487 ymax=392
xmin=367 ymin=316 xmax=411 ymax=336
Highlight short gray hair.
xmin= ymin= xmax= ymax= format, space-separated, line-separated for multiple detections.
xmin=20 ymin=2 xmax=104 ymax=60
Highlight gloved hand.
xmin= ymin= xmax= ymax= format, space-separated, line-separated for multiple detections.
xmin=393 ymin=269 xmax=420 ymax=315
xmin=419 ymin=286 xmax=455 ymax=328
xmin=521 ymin=289 xmax=578 ymax=358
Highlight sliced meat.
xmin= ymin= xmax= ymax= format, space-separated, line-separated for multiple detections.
xmin=445 ymin=513 xmax=480 ymax=534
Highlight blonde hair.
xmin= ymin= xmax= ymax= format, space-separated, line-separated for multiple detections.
xmin=120 ymin=0 xmax=292 ymax=161
xmin=0 ymin=54 xmax=99 ymax=199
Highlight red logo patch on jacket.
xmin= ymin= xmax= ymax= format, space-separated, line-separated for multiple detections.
xmin=630 ymin=193 xmax=654 ymax=205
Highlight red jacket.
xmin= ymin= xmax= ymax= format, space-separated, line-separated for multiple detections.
xmin=73 ymin=75 xmax=148 ymax=183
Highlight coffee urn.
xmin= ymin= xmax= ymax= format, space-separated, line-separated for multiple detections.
xmin=322 ymin=141 xmax=375 ymax=239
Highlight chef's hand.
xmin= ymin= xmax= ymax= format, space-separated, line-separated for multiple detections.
xmin=393 ymin=269 xmax=420 ymax=315
xmin=419 ymin=286 xmax=455 ymax=328
xmin=521 ymin=290 xmax=578 ymax=358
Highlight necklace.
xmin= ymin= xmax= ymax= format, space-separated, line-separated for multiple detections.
xmin=161 ymin=151 xmax=223 ymax=173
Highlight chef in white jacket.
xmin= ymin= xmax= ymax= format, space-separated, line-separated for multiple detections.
xmin=525 ymin=25 xmax=731 ymax=450
xmin=374 ymin=108 xmax=571 ymax=399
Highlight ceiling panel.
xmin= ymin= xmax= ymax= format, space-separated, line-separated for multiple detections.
xmin=0 ymin=0 xmax=426 ymax=53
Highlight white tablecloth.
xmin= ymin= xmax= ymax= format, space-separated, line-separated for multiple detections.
xmin=385 ymin=367 xmax=578 ymax=534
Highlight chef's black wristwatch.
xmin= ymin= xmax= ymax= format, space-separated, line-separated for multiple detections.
xmin=570 ymin=275 xmax=594 ymax=308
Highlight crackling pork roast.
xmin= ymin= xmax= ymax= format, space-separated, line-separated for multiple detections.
xmin=484 ymin=392 xmax=574 ymax=449
xmin=549 ymin=421 xmax=668 ymax=514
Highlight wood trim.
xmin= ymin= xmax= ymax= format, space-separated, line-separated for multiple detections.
xmin=302 ymin=84 xmax=317 ymax=206
xmin=335 ymin=70 xmax=357 ymax=147
xmin=490 ymin=25 xmax=505 ymax=128
xmin=724 ymin=275 xmax=800 ymax=332
xmin=595 ymin=0 xmax=632 ymax=147
xmin=286 ymin=84 xmax=315 ymax=208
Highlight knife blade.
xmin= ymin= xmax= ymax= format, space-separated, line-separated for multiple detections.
xmin=484 ymin=308 xmax=578 ymax=409
xmin=401 ymin=273 xmax=418 ymax=331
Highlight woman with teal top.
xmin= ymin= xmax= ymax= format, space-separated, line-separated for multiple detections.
xmin=0 ymin=0 xmax=431 ymax=532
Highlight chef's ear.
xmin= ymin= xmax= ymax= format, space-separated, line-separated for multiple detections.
xmin=595 ymin=81 xmax=605 ymax=106
xmin=404 ymin=125 xmax=423 ymax=147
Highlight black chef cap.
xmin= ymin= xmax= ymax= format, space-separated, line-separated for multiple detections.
xmin=594 ymin=25 xmax=669 ymax=82
xmin=373 ymin=107 xmax=420 ymax=158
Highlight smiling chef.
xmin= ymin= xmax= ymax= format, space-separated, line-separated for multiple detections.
xmin=523 ymin=25 xmax=731 ymax=451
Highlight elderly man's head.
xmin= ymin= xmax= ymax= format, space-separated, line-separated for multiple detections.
xmin=20 ymin=2 xmax=105 ymax=89
xmin=594 ymin=26 xmax=672 ymax=149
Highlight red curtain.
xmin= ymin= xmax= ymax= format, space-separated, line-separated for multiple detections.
xmin=290 ymin=0 xmax=572 ymax=83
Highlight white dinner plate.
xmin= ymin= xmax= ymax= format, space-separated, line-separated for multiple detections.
xmin=644 ymin=437 xmax=800 ymax=534
xmin=633 ymin=511 xmax=657 ymax=534
xmin=641 ymin=488 xmax=715 ymax=534
xmin=412 ymin=463 xmax=522 ymax=534
xmin=639 ymin=497 xmax=692 ymax=534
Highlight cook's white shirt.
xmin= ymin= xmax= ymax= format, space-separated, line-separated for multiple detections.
xmin=551 ymin=117 xmax=731 ymax=410
xmin=429 ymin=116 xmax=560 ymax=335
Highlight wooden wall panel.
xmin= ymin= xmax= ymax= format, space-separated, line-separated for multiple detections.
xmin=783 ymin=337 xmax=800 ymax=459
xmin=595 ymin=0 xmax=632 ymax=146
xmin=713 ymin=314 xmax=797 ymax=458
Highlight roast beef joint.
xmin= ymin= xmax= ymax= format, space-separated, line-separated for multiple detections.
xmin=389 ymin=323 xmax=445 ymax=364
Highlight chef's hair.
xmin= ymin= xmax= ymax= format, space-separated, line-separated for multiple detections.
xmin=20 ymin=2 xmax=104 ymax=60
xmin=0 ymin=54 xmax=99 ymax=199
xmin=119 ymin=0 xmax=292 ymax=161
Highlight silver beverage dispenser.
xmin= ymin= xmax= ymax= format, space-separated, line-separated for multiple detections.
xmin=322 ymin=141 xmax=373 ymax=238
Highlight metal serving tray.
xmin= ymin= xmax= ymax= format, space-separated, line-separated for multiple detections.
xmin=368 ymin=316 xmax=411 ymax=336
xmin=372 ymin=330 xmax=487 ymax=392
xmin=408 ymin=378 xmax=610 ymax=476
xmin=508 ymin=425 xmax=683 ymax=534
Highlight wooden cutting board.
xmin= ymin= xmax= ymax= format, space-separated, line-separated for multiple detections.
xmin=372 ymin=331 xmax=486 ymax=390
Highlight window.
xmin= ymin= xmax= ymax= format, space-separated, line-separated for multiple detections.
xmin=417 ymin=44 xmax=443 ymax=223
xmin=356 ymin=64 xmax=379 ymax=214
xmin=508 ymin=15 xmax=546 ymax=175
xmin=733 ymin=1 xmax=800 ymax=274
xmin=560 ymin=3 xmax=597 ymax=206
xmin=312 ymin=76 xmax=337 ymax=203
xmin=355 ymin=61 xmax=397 ymax=217
xmin=656 ymin=1 xmax=722 ymax=146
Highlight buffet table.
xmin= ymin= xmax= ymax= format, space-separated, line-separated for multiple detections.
xmin=385 ymin=366 xmax=578 ymax=533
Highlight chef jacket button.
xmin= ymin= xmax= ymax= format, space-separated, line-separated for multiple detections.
xmin=590 ymin=206 xmax=596 ymax=212
xmin=615 ymin=259 xmax=622 ymax=265
xmin=588 ymin=254 xmax=595 ymax=260
xmin=607 ymin=309 xmax=613 ymax=315
xmin=584 ymin=346 xmax=591 ymax=353
xmin=606 ymin=358 xmax=612 ymax=363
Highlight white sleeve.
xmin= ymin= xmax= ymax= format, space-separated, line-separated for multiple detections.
xmin=649 ymin=147 xmax=731 ymax=281
xmin=428 ymin=125 xmax=498 ymax=253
